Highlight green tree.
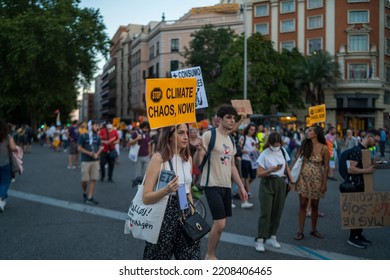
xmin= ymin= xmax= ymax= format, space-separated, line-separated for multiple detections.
xmin=294 ymin=50 xmax=341 ymax=106
xmin=218 ymin=33 xmax=305 ymax=114
xmin=183 ymin=24 xmax=237 ymax=113
xmin=0 ymin=0 xmax=109 ymax=128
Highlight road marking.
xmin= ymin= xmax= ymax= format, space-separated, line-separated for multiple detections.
xmin=9 ymin=190 xmax=363 ymax=260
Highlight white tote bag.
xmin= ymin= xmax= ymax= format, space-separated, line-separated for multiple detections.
xmin=290 ymin=156 xmax=303 ymax=183
xmin=128 ymin=143 xmax=140 ymax=162
xmin=124 ymin=165 xmax=169 ymax=244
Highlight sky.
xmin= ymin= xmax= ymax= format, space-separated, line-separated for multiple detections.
xmin=79 ymin=0 xmax=221 ymax=76
xmin=80 ymin=0 xmax=221 ymax=38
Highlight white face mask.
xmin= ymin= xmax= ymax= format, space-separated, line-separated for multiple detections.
xmin=270 ymin=146 xmax=280 ymax=152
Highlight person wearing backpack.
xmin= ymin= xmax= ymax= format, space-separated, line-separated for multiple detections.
xmin=193 ymin=104 xmax=250 ymax=260
xmin=341 ymin=131 xmax=379 ymax=249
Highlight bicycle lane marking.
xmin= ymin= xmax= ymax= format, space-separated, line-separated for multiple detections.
xmin=9 ymin=189 xmax=362 ymax=260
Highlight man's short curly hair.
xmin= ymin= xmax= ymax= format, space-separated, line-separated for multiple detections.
xmin=216 ymin=104 xmax=238 ymax=118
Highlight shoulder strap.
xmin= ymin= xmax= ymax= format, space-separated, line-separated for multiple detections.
xmin=281 ymin=148 xmax=287 ymax=161
xmin=205 ymin=128 xmax=216 ymax=187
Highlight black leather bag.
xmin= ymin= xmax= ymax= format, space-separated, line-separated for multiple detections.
xmin=109 ymin=149 xmax=118 ymax=159
xmin=339 ymin=180 xmax=356 ymax=193
xmin=180 ymin=211 xmax=211 ymax=245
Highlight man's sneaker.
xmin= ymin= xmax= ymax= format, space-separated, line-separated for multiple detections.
xmin=241 ymin=201 xmax=254 ymax=209
xmin=11 ymin=178 xmax=16 ymax=183
xmin=231 ymin=202 xmax=236 ymax=209
xmin=82 ymin=193 xmax=88 ymax=202
xmin=358 ymin=235 xmax=373 ymax=246
xmin=0 ymin=199 xmax=6 ymax=212
xmin=265 ymin=235 xmax=281 ymax=249
xmin=85 ymin=197 xmax=99 ymax=205
xmin=347 ymin=237 xmax=367 ymax=249
xmin=255 ymin=238 xmax=265 ymax=252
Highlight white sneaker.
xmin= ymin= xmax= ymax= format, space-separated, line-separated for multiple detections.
xmin=265 ymin=235 xmax=281 ymax=248
xmin=11 ymin=178 xmax=16 ymax=183
xmin=231 ymin=203 xmax=236 ymax=208
xmin=241 ymin=201 xmax=254 ymax=209
xmin=255 ymin=238 xmax=265 ymax=252
xmin=0 ymin=199 xmax=6 ymax=212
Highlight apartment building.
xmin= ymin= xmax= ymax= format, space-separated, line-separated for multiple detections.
xmin=252 ymin=0 xmax=390 ymax=131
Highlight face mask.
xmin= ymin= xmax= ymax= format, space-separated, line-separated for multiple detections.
xmin=270 ymin=146 xmax=280 ymax=152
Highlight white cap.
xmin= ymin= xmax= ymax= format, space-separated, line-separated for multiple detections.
xmin=107 ymin=124 xmax=113 ymax=129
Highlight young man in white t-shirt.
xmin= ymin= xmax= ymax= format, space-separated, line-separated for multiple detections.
xmin=193 ymin=104 xmax=250 ymax=260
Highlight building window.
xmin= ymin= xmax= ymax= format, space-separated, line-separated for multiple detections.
xmin=280 ymin=41 xmax=295 ymax=51
xmin=349 ymin=64 xmax=368 ymax=80
xmin=385 ymin=91 xmax=390 ymax=105
xmin=387 ymin=39 xmax=390 ymax=55
xmin=348 ymin=0 xmax=369 ymax=2
xmin=348 ymin=10 xmax=369 ymax=24
xmin=149 ymin=46 xmax=154 ymax=59
xmin=387 ymin=0 xmax=390 ymax=8
xmin=170 ymin=60 xmax=179 ymax=72
xmin=281 ymin=19 xmax=295 ymax=33
xmin=387 ymin=15 xmax=390 ymax=29
xmin=348 ymin=34 xmax=368 ymax=51
xmin=281 ymin=0 xmax=295 ymax=14
xmin=307 ymin=0 xmax=323 ymax=9
xmin=307 ymin=15 xmax=323 ymax=29
xmin=156 ymin=42 xmax=160 ymax=56
xmin=255 ymin=4 xmax=269 ymax=17
xmin=386 ymin=66 xmax=390 ymax=83
xmin=171 ymin=38 xmax=179 ymax=52
xmin=307 ymin=38 xmax=322 ymax=54
xmin=255 ymin=23 xmax=269 ymax=35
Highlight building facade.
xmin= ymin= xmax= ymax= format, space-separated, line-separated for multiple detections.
xmin=252 ymin=0 xmax=390 ymax=131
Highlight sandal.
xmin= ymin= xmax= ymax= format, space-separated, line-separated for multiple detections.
xmin=294 ymin=232 xmax=304 ymax=240
xmin=310 ymin=230 xmax=324 ymax=238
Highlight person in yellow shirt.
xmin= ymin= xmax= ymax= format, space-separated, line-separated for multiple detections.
xmin=256 ymin=124 xmax=265 ymax=153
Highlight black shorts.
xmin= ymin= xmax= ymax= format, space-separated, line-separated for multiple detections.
xmin=204 ymin=186 xmax=232 ymax=220
xmin=241 ymin=159 xmax=256 ymax=179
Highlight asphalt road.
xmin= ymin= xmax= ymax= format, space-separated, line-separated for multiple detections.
xmin=1 ymin=143 xmax=389 ymax=260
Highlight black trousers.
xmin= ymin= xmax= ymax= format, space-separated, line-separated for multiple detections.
xmin=100 ymin=151 xmax=115 ymax=180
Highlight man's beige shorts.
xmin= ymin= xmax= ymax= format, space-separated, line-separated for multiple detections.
xmin=81 ymin=161 xmax=100 ymax=182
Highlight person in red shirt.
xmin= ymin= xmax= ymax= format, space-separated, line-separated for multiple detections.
xmin=99 ymin=122 xmax=119 ymax=183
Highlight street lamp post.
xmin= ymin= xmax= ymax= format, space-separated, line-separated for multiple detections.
xmin=243 ymin=0 xmax=247 ymax=100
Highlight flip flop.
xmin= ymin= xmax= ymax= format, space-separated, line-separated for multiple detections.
xmin=310 ymin=230 xmax=324 ymax=238
xmin=294 ymin=232 xmax=304 ymax=240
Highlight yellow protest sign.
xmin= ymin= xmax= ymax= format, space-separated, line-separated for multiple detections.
xmin=308 ymin=104 xmax=326 ymax=125
xmin=112 ymin=117 xmax=120 ymax=128
xmin=146 ymin=78 xmax=197 ymax=129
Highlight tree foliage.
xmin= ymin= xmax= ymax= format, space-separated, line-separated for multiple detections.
xmin=183 ymin=24 xmax=237 ymax=113
xmin=0 ymin=0 xmax=109 ymax=127
xmin=294 ymin=50 xmax=341 ymax=105
xmin=184 ymin=27 xmax=305 ymax=116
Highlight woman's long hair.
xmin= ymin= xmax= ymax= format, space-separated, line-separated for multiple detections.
xmin=301 ymin=125 xmax=327 ymax=159
xmin=0 ymin=120 xmax=10 ymax=142
xmin=155 ymin=124 xmax=190 ymax=162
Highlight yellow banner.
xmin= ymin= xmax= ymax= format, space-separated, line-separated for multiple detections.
xmin=145 ymin=78 xmax=197 ymax=129
xmin=308 ymin=104 xmax=326 ymax=125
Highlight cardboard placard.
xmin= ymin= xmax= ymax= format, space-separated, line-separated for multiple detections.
xmin=340 ymin=192 xmax=390 ymax=229
xmin=231 ymin=100 xmax=253 ymax=115
xmin=340 ymin=149 xmax=390 ymax=229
